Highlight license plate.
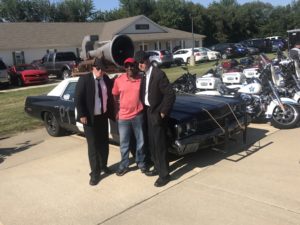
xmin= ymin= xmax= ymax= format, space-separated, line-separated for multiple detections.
xmin=200 ymin=82 xmax=208 ymax=86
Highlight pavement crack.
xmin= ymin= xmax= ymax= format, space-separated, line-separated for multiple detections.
xmin=199 ymin=183 xmax=300 ymax=215
xmin=97 ymin=168 xmax=209 ymax=225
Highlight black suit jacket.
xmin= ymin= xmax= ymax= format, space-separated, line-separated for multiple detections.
xmin=75 ymin=73 xmax=115 ymax=126
xmin=141 ymin=66 xmax=175 ymax=118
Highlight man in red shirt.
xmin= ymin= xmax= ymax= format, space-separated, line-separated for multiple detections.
xmin=112 ymin=58 xmax=147 ymax=176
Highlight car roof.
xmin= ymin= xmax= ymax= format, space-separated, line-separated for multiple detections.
xmin=47 ymin=77 xmax=79 ymax=97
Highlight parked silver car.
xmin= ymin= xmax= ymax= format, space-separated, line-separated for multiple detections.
xmin=146 ymin=50 xmax=173 ymax=68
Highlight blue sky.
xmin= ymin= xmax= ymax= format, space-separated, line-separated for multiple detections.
xmin=94 ymin=0 xmax=291 ymax=11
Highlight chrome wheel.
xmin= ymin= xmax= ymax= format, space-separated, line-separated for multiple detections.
xmin=271 ymin=104 xmax=299 ymax=129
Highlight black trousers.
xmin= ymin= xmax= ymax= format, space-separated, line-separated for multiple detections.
xmin=83 ymin=114 xmax=109 ymax=179
xmin=146 ymin=108 xmax=169 ymax=178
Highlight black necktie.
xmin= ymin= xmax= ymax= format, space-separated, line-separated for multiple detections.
xmin=97 ymin=79 xmax=104 ymax=114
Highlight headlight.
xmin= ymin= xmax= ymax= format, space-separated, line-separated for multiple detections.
xmin=175 ymin=119 xmax=198 ymax=139
xmin=175 ymin=124 xmax=186 ymax=139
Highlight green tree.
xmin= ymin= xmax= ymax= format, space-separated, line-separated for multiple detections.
xmin=0 ymin=0 xmax=52 ymax=22
xmin=118 ymin=0 xmax=156 ymax=17
xmin=53 ymin=0 xmax=94 ymax=22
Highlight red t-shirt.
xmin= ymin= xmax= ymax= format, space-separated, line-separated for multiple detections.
xmin=112 ymin=73 xmax=144 ymax=120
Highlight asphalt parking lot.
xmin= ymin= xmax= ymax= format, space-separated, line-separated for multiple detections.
xmin=0 ymin=123 xmax=300 ymax=225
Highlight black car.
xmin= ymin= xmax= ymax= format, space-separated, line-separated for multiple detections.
xmin=24 ymin=77 xmax=248 ymax=156
xmin=209 ymin=43 xmax=246 ymax=59
xmin=240 ymin=39 xmax=273 ymax=53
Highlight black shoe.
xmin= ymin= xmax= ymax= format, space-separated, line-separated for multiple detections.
xmin=145 ymin=169 xmax=158 ymax=176
xmin=89 ymin=177 xmax=100 ymax=186
xmin=102 ymin=166 xmax=113 ymax=174
xmin=154 ymin=175 xmax=171 ymax=187
xmin=140 ymin=167 xmax=148 ymax=173
xmin=116 ymin=167 xmax=129 ymax=176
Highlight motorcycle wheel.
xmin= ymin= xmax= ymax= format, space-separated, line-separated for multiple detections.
xmin=271 ymin=104 xmax=300 ymax=129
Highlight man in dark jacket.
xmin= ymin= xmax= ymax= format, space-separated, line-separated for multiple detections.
xmin=75 ymin=57 xmax=115 ymax=186
xmin=134 ymin=50 xmax=176 ymax=187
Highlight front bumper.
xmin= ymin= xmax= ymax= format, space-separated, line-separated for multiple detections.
xmin=169 ymin=116 xmax=248 ymax=155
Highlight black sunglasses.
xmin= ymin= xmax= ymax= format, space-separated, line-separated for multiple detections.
xmin=124 ymin=63 xmax=135 ymax=68
xmin=138 ymin=60 xmax=145 ymax=64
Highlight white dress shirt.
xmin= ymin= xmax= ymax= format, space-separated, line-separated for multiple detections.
xmin=144 ymin=66 xmax=153 ymax=106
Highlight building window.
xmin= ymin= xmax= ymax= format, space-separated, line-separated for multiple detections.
xmin=195 ymin=41 xmax=199 ymax=47
xmin=139 ymin=44 xmax=148 ymax=51
xmin=135 ymin=24 xmax=150 ymax=30
xmin=166 ymin=41 xmax=170 ymax=50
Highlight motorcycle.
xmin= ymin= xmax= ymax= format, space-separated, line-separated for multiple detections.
xmin=235 ymin=64 xmax=300 ymax=129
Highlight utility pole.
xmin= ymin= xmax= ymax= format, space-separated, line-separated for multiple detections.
xmin=190 ymin=14 xmax=195 ymax=66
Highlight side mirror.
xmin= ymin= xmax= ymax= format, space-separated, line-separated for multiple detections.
xmin=63 ymin=94 xmax=70 ymax=100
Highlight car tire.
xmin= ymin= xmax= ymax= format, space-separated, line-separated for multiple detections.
xmin=62 ymin=69 xmax=71 ymax=80
xmin=44 ymin=112 xmax=64 ymax=137
xmin=17 ymin=76 xmax=24 ymax=87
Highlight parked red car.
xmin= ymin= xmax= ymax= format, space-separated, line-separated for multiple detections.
xmin=8 ymin=64 xmax=48 ymax=86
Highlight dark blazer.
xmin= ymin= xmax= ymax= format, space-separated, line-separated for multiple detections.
xmin=75 ymin=72 xmax=115 ymax=126
xmin=141 ymin=66 xmax=175 ymax=117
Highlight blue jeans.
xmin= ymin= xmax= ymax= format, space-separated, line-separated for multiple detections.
xmin=118 ymin=113 xmax=145 ymax=170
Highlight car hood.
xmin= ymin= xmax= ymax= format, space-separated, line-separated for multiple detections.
xmin=20 ymin=70 xmax=47 ymax=75
xmin=170 ymin=94 xmax=242 ymax=122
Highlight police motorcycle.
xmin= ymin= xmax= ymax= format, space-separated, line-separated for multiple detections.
xmin=224 ymin=63 xmax=300 ymax=129
xmin=195 ymin=60 xmax=224 ymax=95
xmin=195 ymin=57 xmax=261 ymax=96
xmin=275 ymin=58 xmax=300 ymax=103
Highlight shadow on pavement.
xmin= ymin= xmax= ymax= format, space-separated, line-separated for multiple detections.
xmin=0 ymin=140 xmax=44 ymax=164
xmin=168 ymin=126 xmax=272 ymax=180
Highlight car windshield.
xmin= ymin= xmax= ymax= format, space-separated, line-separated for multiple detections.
xmin=202 ymin=47 xmax=211 ymax=51
xmin=56 ymin=52 xmax=77 ymax=61
xmin=161 ymin=50 xmax=171 ymax=55
xmin=16 ymin=65 xmax=36 ymax=71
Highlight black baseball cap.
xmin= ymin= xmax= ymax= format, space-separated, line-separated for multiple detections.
xmin=93 ymin=57 xmax=106 ymax=70
xmin=134 ymin=50 xmax=150 ymax=63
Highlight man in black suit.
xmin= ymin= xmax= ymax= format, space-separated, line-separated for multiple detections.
xmin=134 ymin=51 xmax=176 ymax=187
xmin=75 ymin=58 xmax=115 ymax=186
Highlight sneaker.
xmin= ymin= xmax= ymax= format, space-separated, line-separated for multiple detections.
xmin=116 ymin=167 xmax=129 ymax=176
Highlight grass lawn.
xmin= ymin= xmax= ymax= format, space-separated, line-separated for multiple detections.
xmin=0 ymin=85 xmax=55 ymax=137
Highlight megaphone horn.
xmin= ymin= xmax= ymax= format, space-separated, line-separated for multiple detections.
xmin=87 ymin=35 xmax=134 ymax=67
